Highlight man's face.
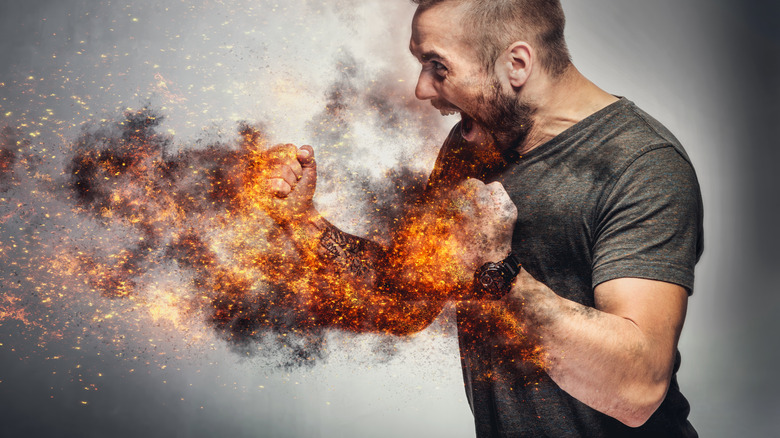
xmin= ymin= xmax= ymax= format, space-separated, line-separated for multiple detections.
xmin=409 ymin=3 xmax=534 ymax=150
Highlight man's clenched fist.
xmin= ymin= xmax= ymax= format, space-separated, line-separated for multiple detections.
xmin=260 ymin=143 xmax=317 ymax=223
xmin=449 ymin=178 xmax=518 ymax=270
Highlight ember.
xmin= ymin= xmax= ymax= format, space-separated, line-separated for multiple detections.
xmin=1 ymin=103 xmax=539 ymax=372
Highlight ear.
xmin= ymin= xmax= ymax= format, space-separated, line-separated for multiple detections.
xmin=497 ymin=42 xmax=533 ymax=89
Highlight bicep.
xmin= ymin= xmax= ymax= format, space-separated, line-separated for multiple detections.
xmin=594 ymin=278 xmax=688 ymax=361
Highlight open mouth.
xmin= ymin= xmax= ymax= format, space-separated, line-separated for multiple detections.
xmin=460 ymin=113 xmax=476 ymax=141
xmin=433 ymin=102 xmax=483 ymax=143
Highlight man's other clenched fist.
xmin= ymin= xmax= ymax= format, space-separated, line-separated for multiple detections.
xmin=449 ymin=178 xmax=518 ymax=270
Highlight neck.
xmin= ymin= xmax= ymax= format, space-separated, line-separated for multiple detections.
xmin=516 ymin=65 xmax=618 ymax=155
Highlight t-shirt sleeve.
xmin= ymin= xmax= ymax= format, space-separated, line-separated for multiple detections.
xmin=591 ymin=145 xmax=704 ymax=293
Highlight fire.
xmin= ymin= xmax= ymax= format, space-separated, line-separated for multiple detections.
xmin=0 ymin=295 xmax=40 ymax=328
xmin=0 ymin=106 xmax=544 ymax=375
xmin=142 ymin=287 xmax=194 ymax=330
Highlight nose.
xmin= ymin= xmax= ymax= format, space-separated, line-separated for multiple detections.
xmin=415 ymin=70 xmax=437 ymax=101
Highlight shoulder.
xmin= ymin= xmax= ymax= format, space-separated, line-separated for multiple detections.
xmin=601 ymin=100 xmax=700 ymax=201
xmin=593 ymin=99 xmax=693 ymax=169
xmin=557 ymin=99 xmax=698 ymax=197
xmin=591 ymin=101 xmax=702 ymax=216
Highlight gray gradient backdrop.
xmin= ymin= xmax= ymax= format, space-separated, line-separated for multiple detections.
xmin=0 ymin=0 xmax=777 ymax=437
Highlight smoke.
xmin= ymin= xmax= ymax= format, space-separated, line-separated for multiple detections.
xmin=0 ymin=5 xmax=490 ymax=434
xmin=0 ymin=38 xmax=455 ymax=373
xmin=0 ymin=1 xmax=501 ymax=436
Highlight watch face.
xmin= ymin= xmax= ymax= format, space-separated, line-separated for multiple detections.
xmin=478 ymin=271 xmax=495 ymax=287
xmin=471 ymin=254 xmax=521 ymax=300
xmin=475 ymin=263 xmax=507 ymax=299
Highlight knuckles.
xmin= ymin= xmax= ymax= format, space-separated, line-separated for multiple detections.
xmin=263 ymin=143 xmax=299 ymax=167
xmin=267 ymin=178 xmax=292 ymax=197
xmin=257 ymin=143 xmax=317 ymax=224
xmin=262 ymin=143 xmax=306 ymax=196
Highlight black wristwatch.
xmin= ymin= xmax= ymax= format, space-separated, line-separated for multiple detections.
xmin=472 ymin=251 xmax=522 ymax=300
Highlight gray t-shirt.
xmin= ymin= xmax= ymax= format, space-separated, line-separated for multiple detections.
xmin=428 ymin=98 xmax=703 ymax=437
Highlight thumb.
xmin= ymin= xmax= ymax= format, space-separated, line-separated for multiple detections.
xmin=297 ymin=145 xmax=317 ymax=191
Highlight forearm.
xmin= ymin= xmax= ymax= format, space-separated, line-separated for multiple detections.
xmin=505 ymin=275 xmax=681 ymax=427
xmin=253 ymin=143 xmax=446 ymax=334
xmin=284 ymin=211 xmax=377 ymax=280
xmin=282 ymin=210 xmax=444 ymax=335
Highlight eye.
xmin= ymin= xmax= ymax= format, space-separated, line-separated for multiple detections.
xmin=431 ymin=60 xmax=448 ymax=78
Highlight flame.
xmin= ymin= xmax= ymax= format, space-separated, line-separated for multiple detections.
xmin=0 ymin=106 xmax=545 ymax=376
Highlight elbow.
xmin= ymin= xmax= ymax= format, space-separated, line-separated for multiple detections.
xmin=616 ymin=380 xmax=669 ymax=428
xmin=619 ymin=409 xmax=656 ymax=429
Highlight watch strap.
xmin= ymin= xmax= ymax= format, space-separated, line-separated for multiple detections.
xmin=501 ymin=251 xmax=522 ymax=278
xmin=465 ymin=251 xmax=522 ymax=300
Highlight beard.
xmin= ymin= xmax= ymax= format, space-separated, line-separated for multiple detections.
xmin=475 ymin=77 xmax=535 ymax=152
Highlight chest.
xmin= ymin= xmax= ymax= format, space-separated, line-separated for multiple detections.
xmin=489 ymin=158 xmax=614 ymax=304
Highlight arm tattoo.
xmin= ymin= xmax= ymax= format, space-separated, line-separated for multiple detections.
xmin=284 ymin=217 xmax=442 ymax=335
xmin=314 ymin=220 xmax=384 ymax=282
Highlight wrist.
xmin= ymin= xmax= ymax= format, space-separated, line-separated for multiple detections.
xmin=282 ymin=207 xmax=323 ymax=245
xmin=504 ymin=269 xmax=560 ymax=328
xmin=290 ymin=205 xmax=319 ymax=225
xmin=466 ymin=251 xmax=522 ymax=300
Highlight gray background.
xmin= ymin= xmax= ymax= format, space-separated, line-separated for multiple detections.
xmin=0 ymin=0 xmax=777 ymax=437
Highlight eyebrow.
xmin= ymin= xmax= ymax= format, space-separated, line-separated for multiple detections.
xmin=410 ymin=47 xmax=449 ymax=65
xmin=421 ymin=51 xmax=446 ymax=62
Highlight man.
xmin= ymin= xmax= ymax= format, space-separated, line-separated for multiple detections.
xmin=260 ymin=0 xmax=702 ymax=436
